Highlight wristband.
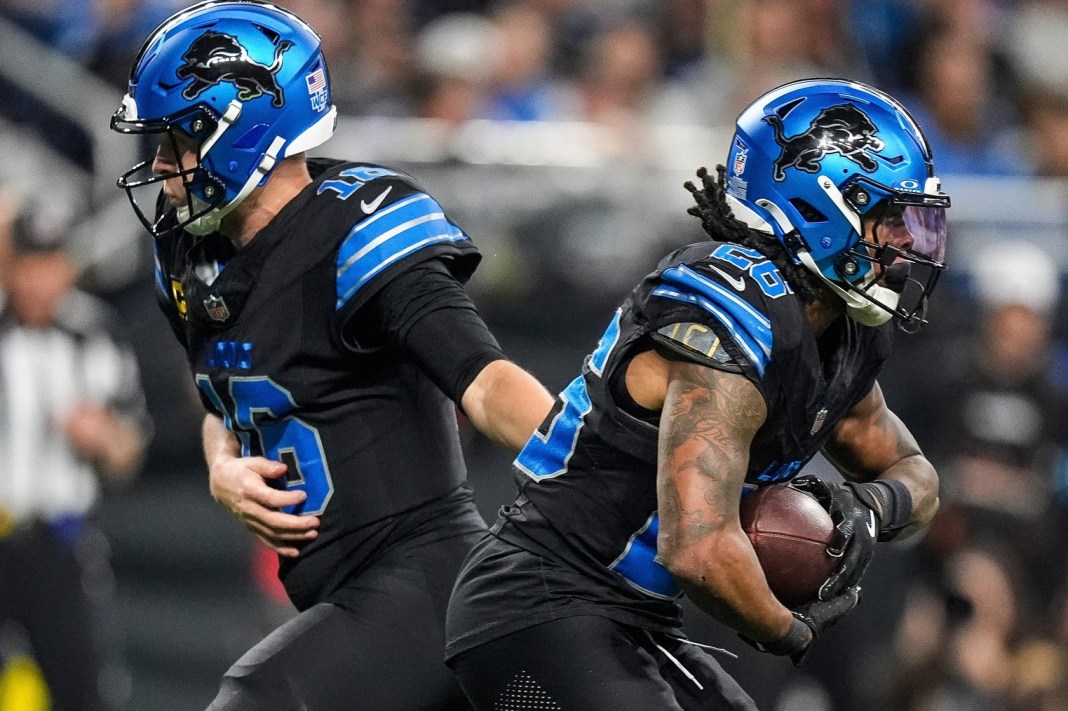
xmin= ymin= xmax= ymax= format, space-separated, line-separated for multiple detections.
xmin=741 ymin=617 xmax=812 ymax=657
xmin=851 ymin=479 xmax=913 ymax=541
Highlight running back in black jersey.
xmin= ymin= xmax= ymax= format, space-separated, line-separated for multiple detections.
xmin=151 ymin=157 xmax=485 ymax=609
xmin=454 ymin=239 xmax=892 ymax=651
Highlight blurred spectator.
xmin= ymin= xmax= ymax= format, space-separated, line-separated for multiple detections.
xmin=928 ymin=240 xmax=1067 ymax=533
xmin=414 ymin=12 xmax=500 ymax=126
xmin=568 ymin=18 xmax=699 ymax=154
xmin=1007 ymin=1 xmax=1068 ymax=177
xmin=0 ymin=0 xmax=96 ymax=57
xmin=849 ymin=0 xmax=923 ymax=91
xmin=901 ymin=28 xmax=1026 ymax=176
xmin=311 ymin=0 xmax=421 ymax=117
xmin=879 ymin=239 xmax=1068 ymax=711
xmin=483 ymin=2 xmax=568 ymax=121
xmin=656 ymin=0 xmax=709 ymax=78
xmin=0 ymin=195 xmax=150 ymax=711
xmin=82 ymin=0 xmax=186 ymax=88
xmin=685 ymin=0 xmax=872 ymax=129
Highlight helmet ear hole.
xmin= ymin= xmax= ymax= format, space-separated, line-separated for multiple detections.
xmin=788 ymin=198 xmax=827 ymax=223
xmin=233 ymin=123 xmax=270 ymax=149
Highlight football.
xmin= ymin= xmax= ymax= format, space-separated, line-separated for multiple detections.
xmin=739 ymin=483 xmax=839 ymax=607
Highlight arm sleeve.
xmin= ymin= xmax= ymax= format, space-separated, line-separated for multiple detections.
xmin=347 ymin=259 xmax=506 ymax=404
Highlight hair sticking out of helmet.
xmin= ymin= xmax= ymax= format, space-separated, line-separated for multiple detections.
xmin=721 ymin=78 xmax=950 ymax=330
xmin=110 ymin=0 xmax=338 ymax=237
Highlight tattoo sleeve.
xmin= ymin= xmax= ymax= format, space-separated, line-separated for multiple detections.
xmin=658 ymin=362 xmax=766 ymax=548
xmin=656 ymin=361 xmax=795 ymax=641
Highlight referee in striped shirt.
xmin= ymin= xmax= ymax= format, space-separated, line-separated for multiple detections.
xmin=0 ymin=199 xmax=150 ymax=711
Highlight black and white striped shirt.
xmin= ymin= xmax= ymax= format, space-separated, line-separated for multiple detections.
xmin=0 ymin=290 xmax=149 ymax=523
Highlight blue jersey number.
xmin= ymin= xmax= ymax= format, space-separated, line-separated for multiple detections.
xmin=514 ymin=310 xmax=683 ymax=599
xmin=711 ymin=244 xmax=791 ymax=299
xmin=318 ymin=167 xmax=400 ymax=200
xmin=514 ymin=310 xmax=621 ymax=480
xmin=609 ymin=513 xmax=682 ymax=599
xmin=197 ymin=375 xmax=334 ymax=515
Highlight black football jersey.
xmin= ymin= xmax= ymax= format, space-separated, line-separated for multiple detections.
xmin=151 ymin=158 xmax=485 ymax=609
xmin=493 ymin=240 xmax=893 ymax=633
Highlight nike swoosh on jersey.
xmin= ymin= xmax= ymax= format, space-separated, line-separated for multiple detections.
xmin=866 ymin=510 xmax=877 ymax=538
xmin=360 ymin=186 xmax=393 ymax=214
xmin=707 ymin=264 xmax=747 ymax=291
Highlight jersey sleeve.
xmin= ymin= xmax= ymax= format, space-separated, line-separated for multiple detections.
xmin=648 ymin=262 xmax=774 ymax=379
xmin=649 ymin=321 xmax=746 ymax=374
xmin=333 ymin=180 xmax=481 ymax=321
xmin=346 ymin=260 xmax=506 ymax=403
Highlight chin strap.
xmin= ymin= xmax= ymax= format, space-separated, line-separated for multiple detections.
xmin=796 ymin=252 xmax=897 ymax=327
xmin=180 ymin=135 xmax=287 ymax=236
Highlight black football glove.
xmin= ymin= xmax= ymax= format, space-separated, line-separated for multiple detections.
xmin=739 ymin=586 xmax=861 ymax=667
xmin=789 ymin=585 xmax=861 ymax=665
xmin=789 ymin=475 xmax=880 ymax=600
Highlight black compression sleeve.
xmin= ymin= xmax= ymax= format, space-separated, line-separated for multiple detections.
xmin=357 ymin=259 xmax=506 ymax=404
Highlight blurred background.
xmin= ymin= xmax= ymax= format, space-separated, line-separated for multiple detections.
xmin=1 ymin=0 xmax=1068 ymax=709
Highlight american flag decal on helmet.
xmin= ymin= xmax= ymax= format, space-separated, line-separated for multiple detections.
xmin=306 ymin=67 xmax=326 ymax=94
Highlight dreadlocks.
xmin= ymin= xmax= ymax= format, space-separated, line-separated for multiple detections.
xmin=684 ymin=165 xmax=830 ymax=305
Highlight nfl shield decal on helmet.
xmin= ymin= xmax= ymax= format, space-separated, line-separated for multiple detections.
xmin=732 ymin=138 xmax=749 ymax=176
xmin=204 ymin=295 xmax=231 ymax=322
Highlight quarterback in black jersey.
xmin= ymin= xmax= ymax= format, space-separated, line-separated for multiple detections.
xmin=446 ymin=79 xmax=950 ymax=710
xmin=111 ymin=3 xmax=552 ymax=710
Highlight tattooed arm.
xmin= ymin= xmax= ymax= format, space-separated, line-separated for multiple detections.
xmin=652 ymin=357 xmax=796 ymax=645
xmin=821 ymin=382 xmax=939 ymax=539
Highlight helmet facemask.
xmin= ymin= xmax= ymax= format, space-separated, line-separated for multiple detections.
xmin=823 ymin=176 xmax=949 ymax=330
xmin=112 ymin=98 xmax=244 ymax=238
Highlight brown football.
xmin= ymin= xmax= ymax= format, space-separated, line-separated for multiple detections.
xmin=739 ymin=483 xmax=839 ymax=607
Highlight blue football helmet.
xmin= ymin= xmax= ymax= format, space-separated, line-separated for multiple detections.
xmin=111 ymin=0 xmax=337 ymax=236
xmin=723 ymin=79 xmax=949 ymax=328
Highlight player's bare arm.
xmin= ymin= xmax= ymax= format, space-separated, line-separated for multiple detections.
xmin=461 ymin=360 xmax=555 ymax=454
xmin=643 ymin=352 xmax=794 ymax=644
xmin=821 ymin=382 xmax=939 ymax=538
xmin=202 ymin=413 xmax=319 ymax=558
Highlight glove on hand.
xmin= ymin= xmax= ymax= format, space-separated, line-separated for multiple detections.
xmin=789 ymin=475 xmax=879 ymax=599
xmin=739 ymin=586 xmax=861 ymax=667
xmin=789 ymin=585 xmax=861 ymax=665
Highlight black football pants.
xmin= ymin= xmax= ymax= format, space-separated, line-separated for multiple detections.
xmin=450 ymin=615 xmax=758 ymax=711
xmin=206 ymin=530 xmax=480 ymax=711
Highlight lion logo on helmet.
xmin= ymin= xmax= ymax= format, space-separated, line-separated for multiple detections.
xmin=176 ymin=32 xmax=293 ymax=108
xmin=765 ymin=104 xmax=886 ymax=182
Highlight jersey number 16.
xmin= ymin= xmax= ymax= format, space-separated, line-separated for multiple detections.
xmin=197 ymin=375 xmax=335 ymax=515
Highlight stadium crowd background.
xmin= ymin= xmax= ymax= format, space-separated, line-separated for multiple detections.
xmin=2 ymin=0 xmax=1068 ymax=709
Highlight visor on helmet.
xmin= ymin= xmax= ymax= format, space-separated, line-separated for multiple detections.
xmin=831 ymin=177 xmax=950 ymax=328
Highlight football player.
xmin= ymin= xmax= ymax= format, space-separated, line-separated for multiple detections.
xmin=445 ymin=79 xmax=948 ymax=709
xmin=110 ymin=2 xmax=553 ymax=709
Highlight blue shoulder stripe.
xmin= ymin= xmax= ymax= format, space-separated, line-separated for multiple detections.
xmin=335 ymin=193 xmax=469 ymax=309
xmin=652 ymin=265 xmax=772 ymax=375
